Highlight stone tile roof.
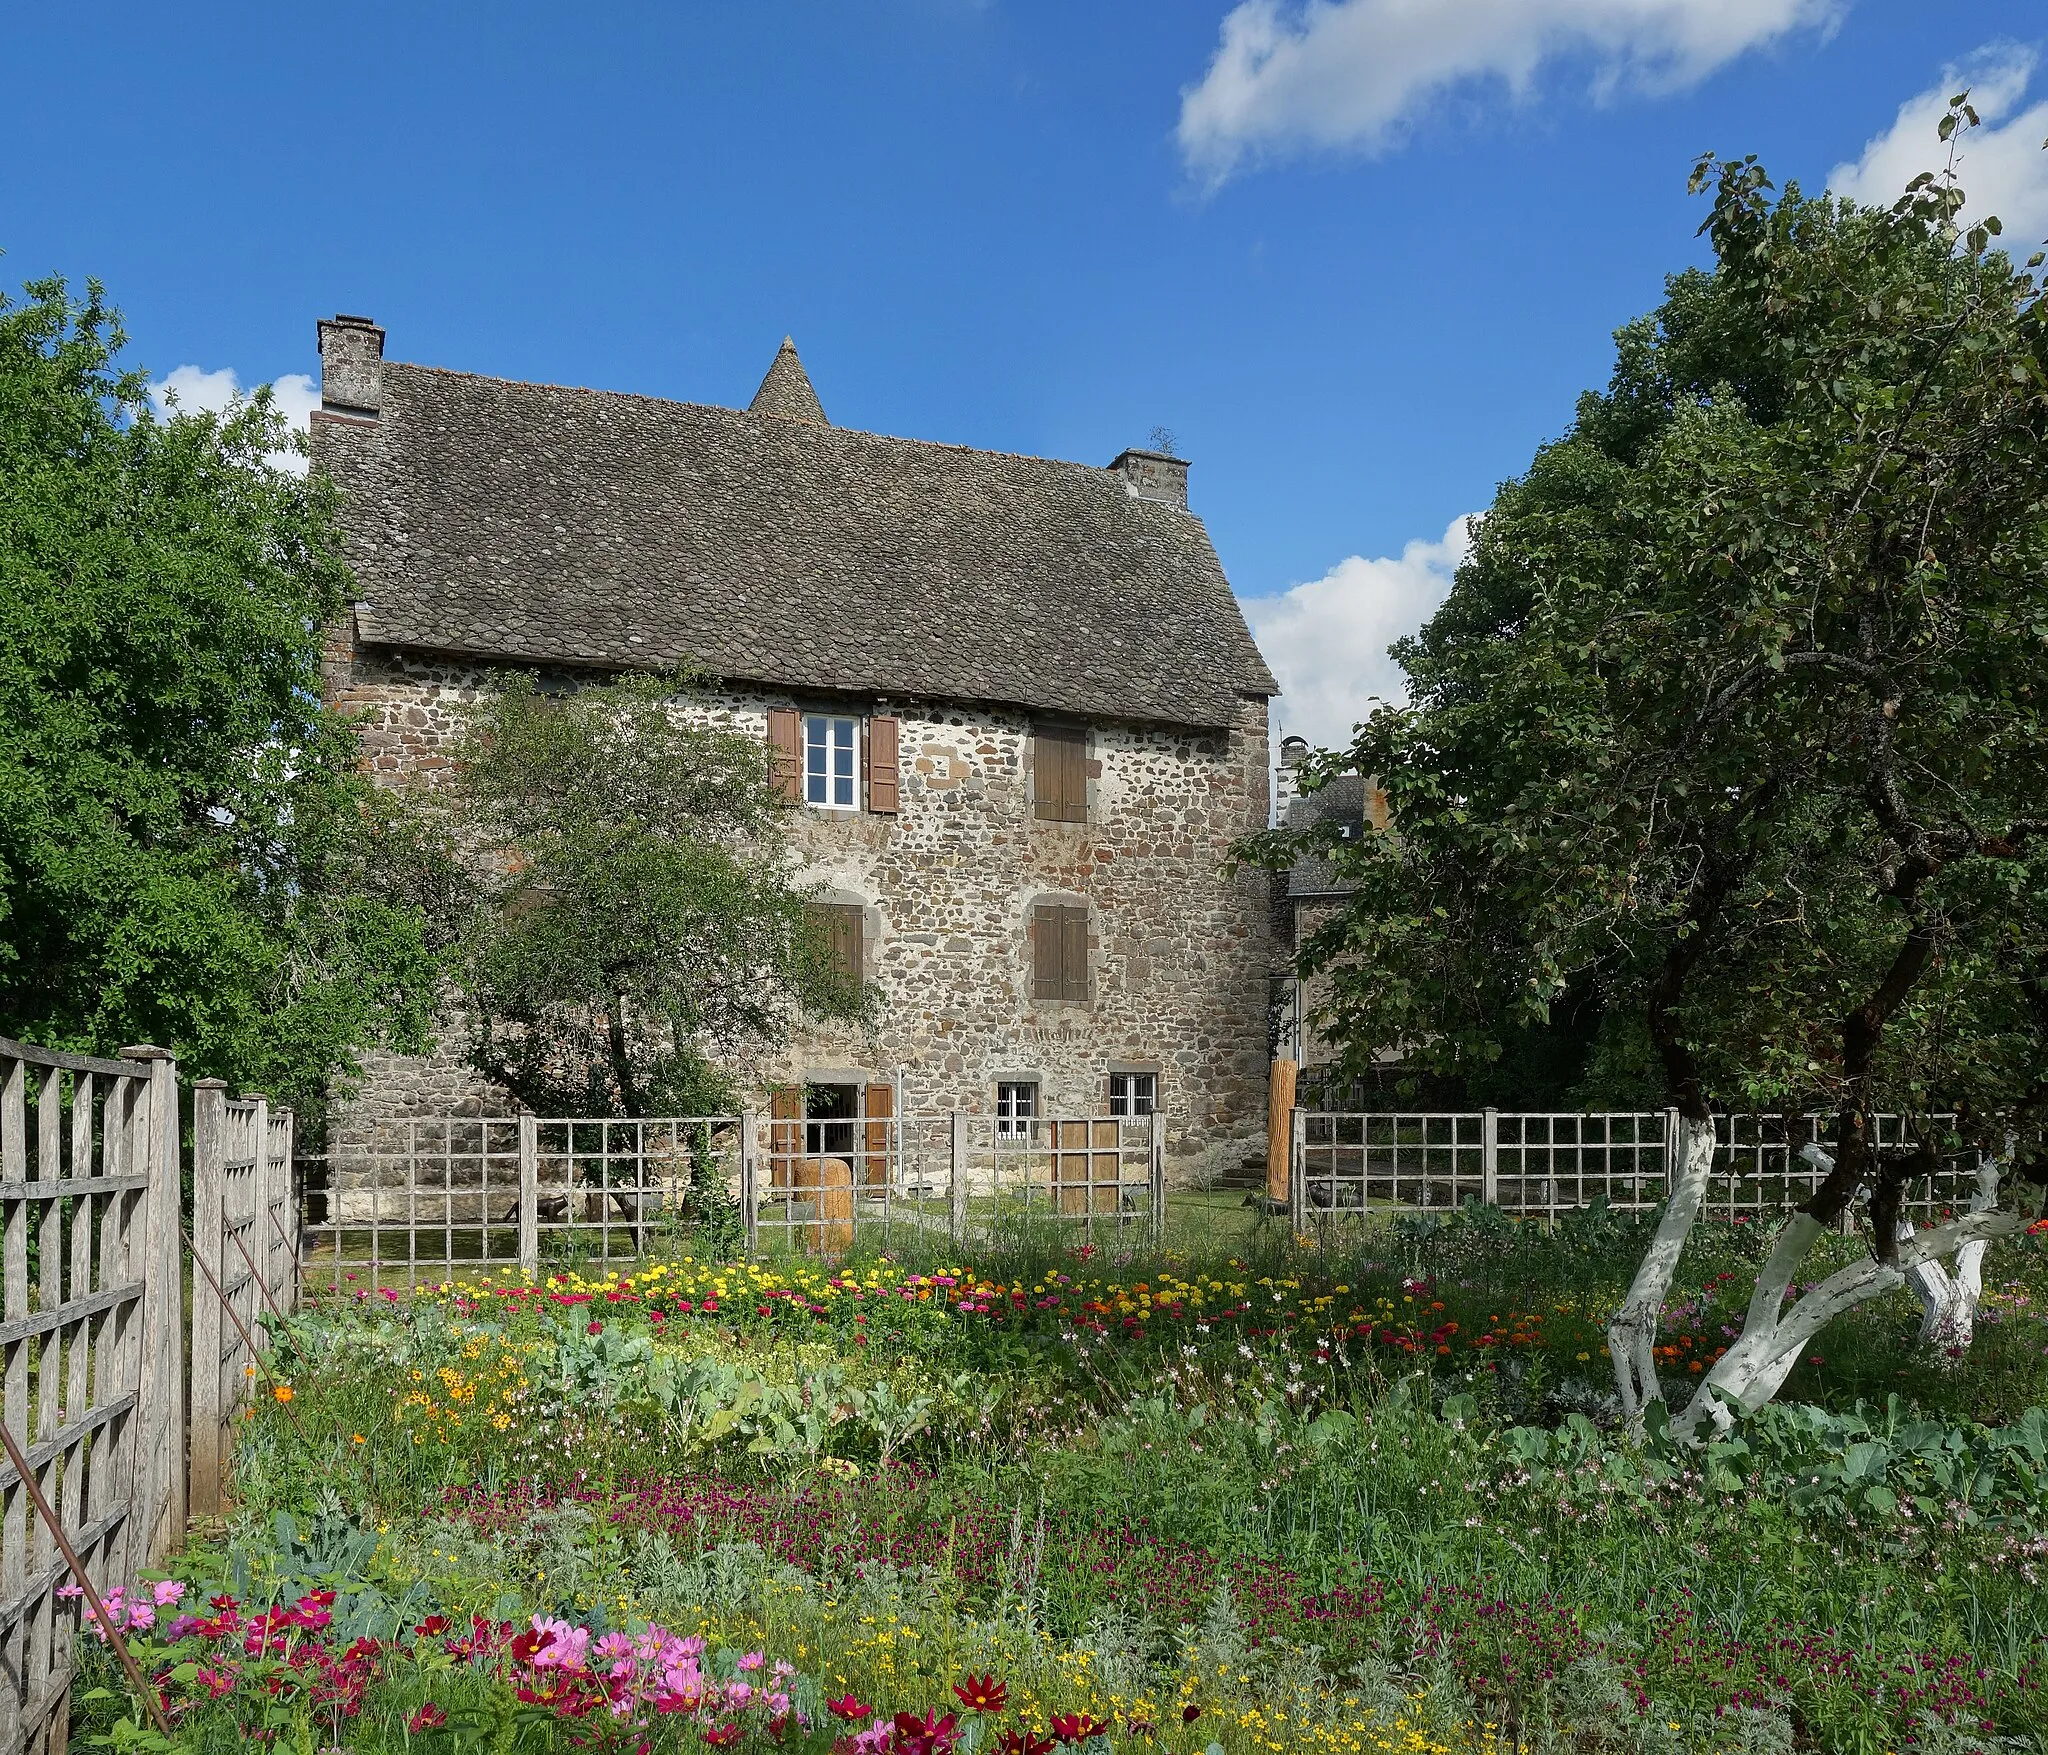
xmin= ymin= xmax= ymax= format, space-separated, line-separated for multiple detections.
xmin=748 ymin=338 xmax=828 ymax=425
xmin=319 ymin=359 xmax=1276 ymax=728
xmin=1286 ymin=775 xmax=1369 ymax=898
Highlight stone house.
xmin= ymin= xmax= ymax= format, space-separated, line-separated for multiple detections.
xmin=311 ymin=316 xmax=1279 ymax=1178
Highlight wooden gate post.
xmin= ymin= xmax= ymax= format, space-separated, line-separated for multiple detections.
xmin=1482 ymin=1108 xmax=1500 ymax=1207
xmin=1266 ymin=1058 xmax=1296 ymax=1207
xmin=122 ymin=1046 xmax=185 ymax=1560
xmin=517 ymin=1114 xmax=539 ymax=1274
xmin=1148 ymin=1110 xmax=1166 ymax=1245
xmin=740 ymin=1111 xmax=761 ymax=1254
xmin=188 ymin=1082 xmax=228 ymax=1520
xmin=949 ymin=1111 xmax=967 ymax=1243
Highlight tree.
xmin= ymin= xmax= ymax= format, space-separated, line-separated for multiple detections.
xmin=430 ymin=669 xmax=863 ymax=1118
xmin=1261 ymin=105 xmax=2048 ymax=1438
xmin=0 ymin=276 xmax=436 ymax=1112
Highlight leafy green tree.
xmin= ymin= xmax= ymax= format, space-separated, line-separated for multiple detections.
xmin=1261 ymin=105 xmax=2048 ymax=1434
xmin=433 ymin=669 xmax=863 ymax=1117
xmin=0 ymin=276 xmax=436 ymax=1112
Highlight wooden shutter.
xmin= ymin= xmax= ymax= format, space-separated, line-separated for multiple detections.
xmin=866 ymin=716 xmax=899 ymax=814
xmin=766 ymin=709 xmax=802 ymax=802
xmin=862 ymin=1082 xmax=894 ymax=1188
xmin=1031 ymin=902 xmax=1087 ymax=1001
xmin=1033 ymin=724 xmax=1087 ymax=823
xmin=1059 ymin=905 xmax=1088 ymax=1001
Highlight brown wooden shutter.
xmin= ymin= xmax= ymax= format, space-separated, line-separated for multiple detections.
xmin=835 ymin=905 xmax=865 ymax=981
xmin=1059 ymin=905 xmax=1088 ymax=1001
xmin=766 ymin=709 xmax=802 ymax=802
xmin=1031 ymin=903 xmax=1059 ymax=1000
xmin=1033 ymin=724 xmax=1087 ymax=823
xmin=862 ymin=1081 xmax=894 ymax=1187
xmin=866 ymin=716 xmax=899 ymax=814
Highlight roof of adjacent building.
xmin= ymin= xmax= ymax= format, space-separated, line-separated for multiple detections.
xmin=316 ymin=343 xmax=1276 ymax=729
xmin=1285 ymin=774 xmax=1376 ymax=898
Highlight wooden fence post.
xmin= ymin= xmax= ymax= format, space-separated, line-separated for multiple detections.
xmin=121 ymin=1046 xmax=185 ymax=1561
xmin=1288 ymin=1106 xmax=1307 ymax=1235
xmin=740 ymin=1111 xmax=760 ymax=1255
xmin=1149 ymin=1110 xmax=1166 ymax=1246
xmin=188 ymin=1082 xmax=228 ymax=1521
xmin=517 ymin=1114 xmax=539 ymax=1274
xmin=1266 ymin=1058 xmax=1296 ymax=1206
xmin=1482 ymin=1108 xmax=1500 ymax=1207
xmin=949 ymin=1111 xmax=967 ymax=1243
xmin=275 ymin=1107 xmax=298 ymax=1310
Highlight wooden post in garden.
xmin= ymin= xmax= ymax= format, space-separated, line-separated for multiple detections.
xmin=122 ymin=1046 xmax=185 ymax=1561
xmin=1289 ymin=1106 xmax=1307 ymax=1234
xmin=517 ymin=1114 xmax=538 ymax=1274
xmin=1482 ymin=1108 xmax=1500 ymax=1207
xmin=816 ymin=1157 xmax=854 ymax=1253
xmin=1148 ymin=1110 xmax=1166 ymax=1245
xmin=1266 ymin=1057 xmax=1296 ymax=1206
xmin=948 ymin=1111 xmax=966 ymax=1243
xmin=740 ymin=1110 xmax=760 ymax=1254
xmin=189 ymin=1082 xmax=229 ymax=1520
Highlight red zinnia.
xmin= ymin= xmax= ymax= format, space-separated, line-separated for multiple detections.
xmin=952 ymin=1673 xmax=1009 ymax=1713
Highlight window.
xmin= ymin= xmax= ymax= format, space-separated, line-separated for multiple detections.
xmin=995 ymin=1081 xmax=1037 ymax=1140
xmin=1031 ymin=902 xmax=1088 ymax=1002
xmin=1033 ymin=723 xmax=1088 ymax=823
xmin=811 ymin=902 xmax=865 ymax=982
xmin=1108 ymin=1071 xmax=1156 ymax=1117
xmin=805 ymin=714 xmax=859 ymax=808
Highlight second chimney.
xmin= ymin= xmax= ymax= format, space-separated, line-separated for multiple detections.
xmin=1110 ymin=447 xmax=1189 ymax=510
xmin=317 ymin=315 xmax=385 ymax=417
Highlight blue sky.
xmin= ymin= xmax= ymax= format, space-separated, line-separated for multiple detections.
xmin=5 ymin=0 xmax=2045 ymax=747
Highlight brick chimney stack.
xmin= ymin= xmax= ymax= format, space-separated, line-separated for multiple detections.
xmin=317 ymin=315 xmax=385 ymax=418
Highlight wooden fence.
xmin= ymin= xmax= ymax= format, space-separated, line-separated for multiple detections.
xmin=297 ymin=1110 xmax=1169 ymax=1289
xmin=0 ymin=1038 xmax=184 ymax=1755
xmin=189 ymin=1083 xmax=298 ymax=1520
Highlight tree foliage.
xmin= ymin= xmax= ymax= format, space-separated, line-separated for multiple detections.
xmin=431 ymin=670 xmax=864 ymax=1117
xmin=0 ymin=276 xmax=436 ymax=1111
xmin=1267 ymin=116 xmax=2048 ymax=1194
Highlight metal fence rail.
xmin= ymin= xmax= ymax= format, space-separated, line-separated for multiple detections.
xmin=0 ymin=1037 xmax=182 ymax=1755
xmin=1292 ymin=1108 xmax=1992 ymax=1235
xmin=301 ymin=1109 xmax=1169 ymax=1287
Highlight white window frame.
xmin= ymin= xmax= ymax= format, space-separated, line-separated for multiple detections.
xmin=996 ymin=1080 xmax=1038 ymax=1140
xmin=1108 ymin=1071 xmax=1157 ymax=1118
xmin=804 ymin=714 xmax=860 ymax=810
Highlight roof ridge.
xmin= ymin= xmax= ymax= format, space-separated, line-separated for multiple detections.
xmin=379 ymin=359 xmax=1138 ymax=479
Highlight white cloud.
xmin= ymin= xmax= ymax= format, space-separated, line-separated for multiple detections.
xmin=1178 ymin=0 xmax=1838 ymax=183
xmin=1828 ymin=47 xmax=2048 ymax=249
xmin=1244 ymin=514 xmax=1475 ymax=752
xmin=148 ymin=365 xmax=318 ymax=475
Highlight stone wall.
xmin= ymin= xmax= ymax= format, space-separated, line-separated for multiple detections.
xmin=321 ymin=627 xmax=1276 ymax=1183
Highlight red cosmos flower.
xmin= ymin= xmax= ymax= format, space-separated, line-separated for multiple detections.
xmin=1049 ymin=1714 xmax=1109 ymax=1744
xmin=827 ymin=1694 xmax=874 ymax=1721
xmin=702 ymin=1725 xmax=744 ymax=1748
xmin=414 ymin=1615 xmax=450 ymax=1638
xmin=994 ymin=1734 xmax=1056 ymax=1755
xmin=407 ymin=1703 xmax=448 ymax=1732
xmin=952 ymin=1673 xmax=1008 ymax=1713
xmin=1182 ymin=1704 xmax=1202 ymax=1724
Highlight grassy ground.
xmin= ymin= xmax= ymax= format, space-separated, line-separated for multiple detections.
xmin=99 ymin=1202 xmax=2048 ymax=1753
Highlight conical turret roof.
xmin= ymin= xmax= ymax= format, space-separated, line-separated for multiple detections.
xmin=747 ymin=337 xmax=828 ymax=425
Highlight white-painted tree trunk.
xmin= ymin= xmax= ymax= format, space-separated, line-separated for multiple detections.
xmin=1606 ymin=1115 xmax=1717 ymax=1429
xmin=1907 ymin=1156 xmax=2000 ymax=1354
xmin=1671 ymin=1205 xmax=2018 ymax=1441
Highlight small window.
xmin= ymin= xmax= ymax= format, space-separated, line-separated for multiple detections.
xmin=1108 ymin=1071 xmax=1156 ymax=1118
xmin=1031 ymin=902 xmax=1088 ymax=1003
xmin=996 ymin=1081 xmax=1037 ymax=1140
xmin=1033 ymin=724 xmax=1088 ymax=824
xmin=811 ymin=902 xmax=865 ymax=982
xmin=805 ymin=714 xmax=859 ymax=809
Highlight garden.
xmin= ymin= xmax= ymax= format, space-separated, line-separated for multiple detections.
xmin=73 ymin=1202 xmax=2048 ymax=1755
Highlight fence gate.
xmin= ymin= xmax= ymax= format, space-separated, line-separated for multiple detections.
xmin=190 ymin=1083 xmax=298 ymax=1519
xmin=0 ymin=1039 xmax=184 ymax=1755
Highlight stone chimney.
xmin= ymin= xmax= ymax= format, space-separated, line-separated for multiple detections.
xmin=1110 ymin=448 xmax=1189 ymax=510
xmin=317 ymin=315 xmax=385 ymax=417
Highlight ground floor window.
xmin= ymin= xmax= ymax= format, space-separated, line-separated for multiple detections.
xmin=1108 ymin=1071 xmax=1156 ymax=1117
xmin=996 ymin=1080 xmax=1038 ymax=1139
